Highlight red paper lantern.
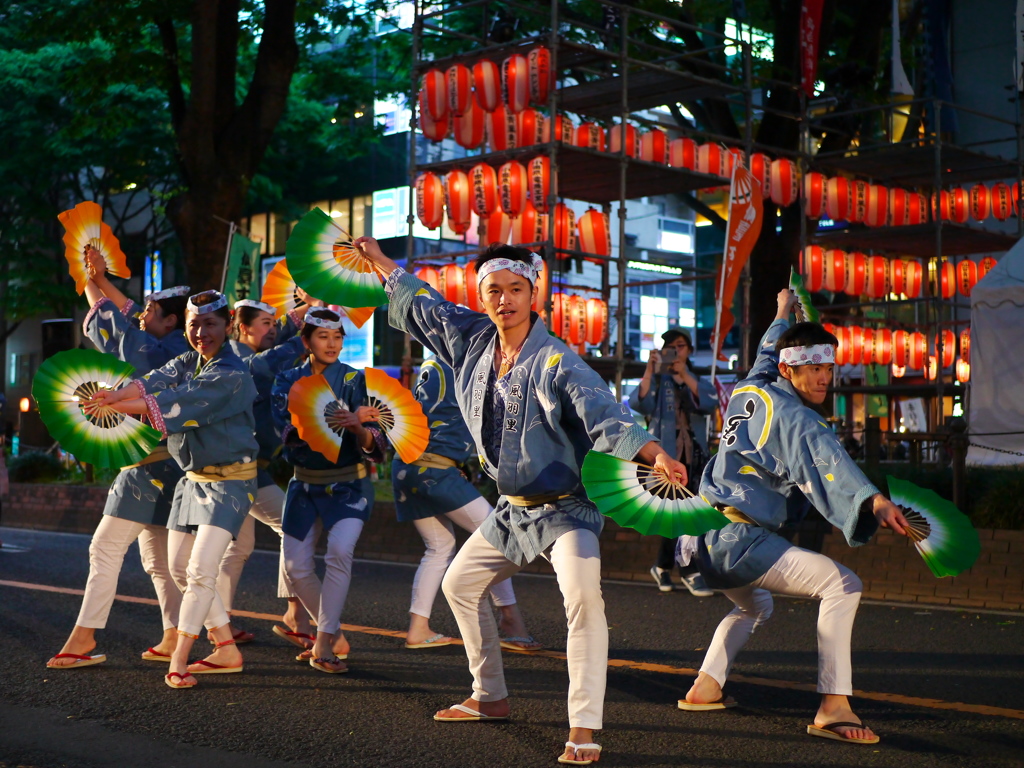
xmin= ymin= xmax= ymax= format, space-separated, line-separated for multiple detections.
xmin=848 ymin=326 xmax=865 ymax=365
xmin=470 ymin=163 xmax=498 ymax=217
xmin=932 ymin=189 xmax=951 ymax=221
xmin=577 ymin=208 xmax=611 ymax=261
xmin=865 ymin=255 xmax=889 ymax=298
xmin=850 ymin=180 xmax=869 ymax=223
xmin=907 ymin=192 xmax=928 ymax=225
xmin=970 ymin=184 xmax=990 ymax=221
xmin=724 ymin=147 xmax=744 ymax=179
xmin=908 ymin=332 xmax=927 ymax=369
xmin=934 ymin=329 xmax=956 ymax=368
xmin=528 ymin=155 xmax=551 ymax=213
xmin=823 ymin=249 xmax=847 ymax=293
xmin=936 ymin=260 xmax=956 ymax=299
xmin=575 ymin=122 xmax=605 ymax=151
xmin=421 ymin=69 xmax=447 ymax=120
xmin=415 ymin=172 xmax=444 ymax=230
xmin=516 ymin=108 xmax=546 ymax=146
xmin=483 ymin=208 xmax=511 ymax=245
xmin=415 ymin=266 xmax=440 ymax=291
xmin=418 ymin=88 xmax=449 ymax=142
xmin=948 ymin=187 xmax=969 ymax=224
xmin=958 ymin=259 xmax=978 ymax=297
xmin=978 ymin=256 xmax=997 ymax=279
xmin=843 ymin=251 xmax=868 ymax=296
xmin=924 ymin=355 xmax=938 ymax=381
xmin=668 ymin=138 xmax=698 ymax=170
xmin=893 ymin=329 xmax=909 ymax=368
xmin=439 ymin=264 xmax=466 ymax=304
xmin=864 ymin=184 xmax=888 ymax=227
xmin=463 ymin=261 xmax=481 ymax=312
xmin=888 ymin=187 xmax=909 ymax=226
xmin=696 ymin=143 xmax=727 ymax=177
xmin=552 ymin=203 xmax=576 ymax=254
xmin=889 ymin=258 xmax=906 ymax=296
xmin=826 ymin=176 xmax=852 ymax=221
xmin=498 ymin=160 xmax=528 ymax=218
xmin=956 ymin=358 xmax=971 ymax=383
xmin=443 ymin=169 xmax=472 ymax=229
xmin=770 ymin=158 xmax=798 ymax=207
xmin=833 ymin=326 xmax=848 ymax=365
xmin=609 ymin=123 xmax=639 ymax=157
xmin=991 ymin=182 xmax=1013 ymax=220
xmin=453 ymin=100 xmax=485 ymax=149
xmin=473 ymin=60 xmax=502 ymax=112
xmin=550 ymin=292 xmax=567 ymax=337
xmin=446 ymin=217 xmax=471 ymax=237
xmin=640 ymin=129 xmax=668 ymax=164
xmin=804 ymin=172 xmax=826 ymax=219
xmin=585 ymin=298 xmax=606 ymax=345
xmin=567 ymin=295 xmax=587 ymax=345
xmin=960 ymin=328 xmax=971 ymax=364
xmin=802 ymin=245 xmax=825 ymax=292
xmin=547 ymin=114 xmax=575 ymax=144
xmin=501 ymin=54 xmax=530 ymax=113
xmin=903 ymin=259 xmax=923 ymax=298
xmin=861 ymin=327 xmax=877 ymax=365
xmin=750 ymin=153 xmax=772 ymax=198
xmin=510 ymin=199 xmax=546 ymax=249
xmin=874 ymin=329 xmax=893 ymax=366
xmin=527 ymin=46 xmax=553 ymax=106
xmin=486 ymin=105 xmax=517 ymax=151
xmin=446 ymin=64 xmax=473 ymax=117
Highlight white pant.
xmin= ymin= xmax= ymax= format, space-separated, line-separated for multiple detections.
xmin=75 ymin=515 xmax=181 ymax=631
xmin=441 ymin=527 xmax=607 ymax=730
xmin=168 ymin=526 xmax=235 ymax=636
xmin=701 ymin=545 xmax=863 ymax=695
xmin=410 ymin=496 xmax=515 ymax=619
xmin=216 ymin=483 xmax=292 ymax=612
xmin=283 ymin=518 xmax=364 ymax=636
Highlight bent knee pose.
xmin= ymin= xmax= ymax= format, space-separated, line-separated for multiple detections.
xmin=271 ymin=309 xmax=385 ymax=674
xmin=85 ymin=290 xmax=260 ymax=689
xmin=47 ymin=251 xmax=189 ymax=670
xmin=359 ymin=237 xmax=686 ymax=766
xmin=681 ymin=289 xmax=910 ymax=746
xmin=394 ymin=356 xmax=538 ymax=652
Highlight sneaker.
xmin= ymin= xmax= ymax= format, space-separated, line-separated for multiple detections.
xmin=679 ymin=572 xmax=714 ymax=597
xmin=649 ymin=565 xmax=674 ymax=592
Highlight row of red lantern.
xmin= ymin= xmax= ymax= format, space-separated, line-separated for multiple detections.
xmin=931 ymin=183 xmax=1023 ymax=224
xmin=822 ymin=325 xmax=969 ymax=371
xmin=420 ymin=47 xmax=554 ymax=124
xmin=802 ymin=247 xmax=998 ymax=299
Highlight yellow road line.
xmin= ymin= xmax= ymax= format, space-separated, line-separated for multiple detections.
xmin=5 ymin=578 xmax=1023 ymax=721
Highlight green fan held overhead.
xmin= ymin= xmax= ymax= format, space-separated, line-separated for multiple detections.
xmin=285 ymin=207 xmax=388 ymax=309
xmin=31 ymin=349 xmax=162 ymax=468
xmin=581 ymin=451 xmax=729 ymax=537
xmin=789 ymin=267 xmax=820 ymax=323
xmin=886 ymin=476 xmax=980 ymax=578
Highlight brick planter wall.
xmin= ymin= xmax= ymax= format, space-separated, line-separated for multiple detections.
xmin=4 ymin=483 xmax=1023 ymax=611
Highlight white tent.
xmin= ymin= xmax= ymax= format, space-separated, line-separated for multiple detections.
xmin=967 ymin=238 xmax=1024 ymax=466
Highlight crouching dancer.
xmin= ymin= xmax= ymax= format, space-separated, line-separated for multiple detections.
xmin=680 ymin=289 xmax=910 ymax=745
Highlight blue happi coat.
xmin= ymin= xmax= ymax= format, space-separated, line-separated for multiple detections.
xmin=392 ymin=357 xmax=480 ymax=522
xmin=136 ymin=347 xmax=259 ymax=536
xmin=271 ymin=360 xmax=384 ymax=539
xmin=697 ymin=319 xmax=881 ymax=589
xmin=387 ymin=269 xmax=654 ymax=565
xmin=83 ymin=298 xmax=187 ymax=526
xmin=628 ymin=372 xmax=717 ymax=455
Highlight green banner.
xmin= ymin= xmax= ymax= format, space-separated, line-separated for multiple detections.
xmin=864 ymin=363 xmax=889 ymax=418
xmin=223 ymin=231 xmax=262 ymax=306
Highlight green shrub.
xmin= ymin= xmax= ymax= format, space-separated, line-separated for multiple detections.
xmin=9 ymin=451 xmax=65 ymax=482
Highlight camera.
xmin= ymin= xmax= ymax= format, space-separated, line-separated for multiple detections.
xmin=659 ymin=347 xmax=678 ymax=373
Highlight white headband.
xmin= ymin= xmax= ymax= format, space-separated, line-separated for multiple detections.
xmin=305 ymin=310 xmax=343 ymax=330
xmin=476 ymin=253 xmax=544 ymax=287
xmin=187 ymin=290 xmax=228 ymax=314
xmin=146 ymin=285 xmax=190 ymax=303
xmin=780 ymin=344 xmax=835 ymax=366
xmin=234 ymin=299 xmax=276 ymax=315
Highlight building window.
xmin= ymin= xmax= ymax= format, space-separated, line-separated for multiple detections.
xmin=657 ymin=217 xmax=695 ymax=254
xmin=144 ymin=251 xmax=163 ymax=297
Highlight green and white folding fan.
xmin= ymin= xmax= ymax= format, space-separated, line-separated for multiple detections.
xmin=886 ymin=476 xmax=980 ymax=578
xmin=285 ymin=208 xmax=387 ymax=309
xmin=790 ymin=267 xmax=820 ymax=323
xmin=581 ymin=451 xmax=729 ymax=537
xmin=31 ymin=349 xmax=162 ymax=468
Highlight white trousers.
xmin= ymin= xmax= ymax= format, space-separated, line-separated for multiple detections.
xmin=441 ymin=527 xmax=607 ymax=729
xmin=216 ymin=483 xmax=292 ymax=612
xmin=75 ymin=515 xmax=181 ymax=631
xmin=283 ymin=518 xmax=364 ymax=636
xmin=410 ymin=496 xmax=515 ymax=619
xmin=168 ymin=526 xmax=235 ymax=636
xmin=700 ymin=545 xmax=863 ymax=695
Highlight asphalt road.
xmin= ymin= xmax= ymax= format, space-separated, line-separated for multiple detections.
xmin=0 ymin=525 xmax=1022 ymax=768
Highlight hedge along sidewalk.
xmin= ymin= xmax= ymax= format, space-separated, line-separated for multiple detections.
xmin=4 ymin=483 xmax=1024 ymax=612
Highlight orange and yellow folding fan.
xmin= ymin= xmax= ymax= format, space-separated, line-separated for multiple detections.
xmin=364 ymin=368 xmax=429 ymax=463
xmin=58 ymin=201 xmax=129 ymax=294
xmin=288 ymin=374 xmax=347 ymax=463
xmin=262 ymin=258 xmax=376 ymax=328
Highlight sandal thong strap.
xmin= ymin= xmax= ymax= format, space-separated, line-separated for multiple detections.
xmin=214 ymin=639 xmax=237 ymax=649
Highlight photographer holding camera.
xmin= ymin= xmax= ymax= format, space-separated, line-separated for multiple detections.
xmin=629 ymin=328 xmax=716 ymax=596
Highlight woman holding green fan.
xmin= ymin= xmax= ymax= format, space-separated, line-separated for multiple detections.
xmin=679 ymin=289 xmax=911 ymax=745
xmin=83 ymin=289 xmax=260 ymax=689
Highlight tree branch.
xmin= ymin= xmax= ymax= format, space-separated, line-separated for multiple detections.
xmin=156 ymin=18 xmax=187 ymax=135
